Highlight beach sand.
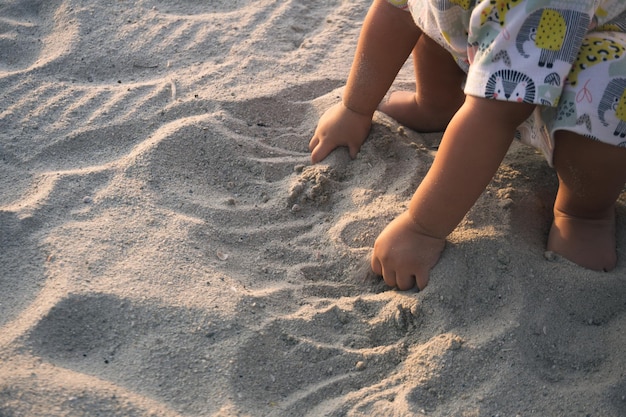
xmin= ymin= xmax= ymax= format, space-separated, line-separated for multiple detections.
xmin=1 ymin=1 xmax=626 ymax=416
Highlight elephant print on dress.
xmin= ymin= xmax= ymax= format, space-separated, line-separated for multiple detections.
xmin=598 ymin=78 xmax=626 ymax=137
xmin=516 ymin=8 xmax=590 ymax=68
xmin=485 ymin=69 xmax=536 ymax=102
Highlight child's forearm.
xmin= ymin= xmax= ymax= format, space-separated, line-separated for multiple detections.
xmin=408 ymin=97 xmax=536 ymax=239
xmin=343 ymin=0 xmax=421 ymax=117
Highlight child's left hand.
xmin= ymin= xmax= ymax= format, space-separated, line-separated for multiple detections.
xmin=371 ymin=211 xmax=445 ymax=290
xmin=309 ymin=102 xmax=372 ymax=163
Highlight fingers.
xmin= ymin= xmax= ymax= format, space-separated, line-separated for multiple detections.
xmin=371 ymin=255 xmax=397 ymax=287
xmin=372 ymin=256 xmax=420 ymax=290
xmin=308 ymin=135 xmax=324 ymax=163
xmin=309 ymin=135 xmax=337 ymax=164
xmin=383 ymin=268 xmax=421 ymax=291
xmin=414 ymin=273 xmax=429 ymax=291
xmin=308 ymin=135 xmax=319 ymax=152
xmin=395 ymin=273 xmax=418 ymax=291
xmin=371 ymin=256 xmax=383 ymax=276
xmin=310 ymin=140 xmax=332 ymax=164
xmin=371 ymin=255 xmax=429 ymax=291
xmin=348 ymin=143 xmax=359 ymax=159
xmin=380 ymin=263 xmax=396 ymax=288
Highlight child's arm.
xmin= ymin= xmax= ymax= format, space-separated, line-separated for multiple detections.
xmin=371 ymin=96 xmax=536 ymax=290
xmin=309 ymin=0 xmax=421 ymax=163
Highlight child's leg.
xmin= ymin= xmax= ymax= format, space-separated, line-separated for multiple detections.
xmin=378 ymin=34 xmax=466 ymax=132
xmin=548 ymin=131 xmax=626 ymax=271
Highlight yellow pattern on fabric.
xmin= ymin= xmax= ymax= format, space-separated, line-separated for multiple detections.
xmin=496 ymin=0 xmax=523 ymax=23
xmin=568 ymin=36 xmax=625 ymax=86
xmin=536 ymin=9 xmax=567 ymax=51
xmin=388 ymin=0 xmax=408 ymax=8
xmin=480 ymin=0 xmax=524 ymax=26
xmin=450 ymin=0 xmax=472 ymax=9
xmin=595 ymin=6 xmax=608 ymax=18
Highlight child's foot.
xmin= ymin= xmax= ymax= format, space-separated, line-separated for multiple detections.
xmin=378 ymin=91 xmax=455 ymax=132
xmin=547 ymin=208 xmax=617 ymax=271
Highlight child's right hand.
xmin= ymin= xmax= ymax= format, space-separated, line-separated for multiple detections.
xmin=309 ymin=102 xmax=372 ymax=163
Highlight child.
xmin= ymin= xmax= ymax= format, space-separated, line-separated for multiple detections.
xmin=309 ymin=0 xmax=626 ymax=290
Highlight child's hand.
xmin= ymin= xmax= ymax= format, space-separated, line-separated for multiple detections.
xmin=309 ymin=102 xmax=372 ymax=163
xmin=371 ymin=211 xmax=445 ymax=290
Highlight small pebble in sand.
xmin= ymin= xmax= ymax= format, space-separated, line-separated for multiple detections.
xmin=543 ymin=251 xmax=558 ymax=261
xmin=291 ymin=204 xmax=301 ymax=213
xmin=355 ymin=361 xmax=366 ymax=371
xmin=216 ymin=250 xmax=229 ymax=261
xmin=83 ymin=196 xmax=93 ymax=204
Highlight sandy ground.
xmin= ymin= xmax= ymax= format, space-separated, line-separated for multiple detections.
xmin=1 ymin=1 xmax=626 ymax=416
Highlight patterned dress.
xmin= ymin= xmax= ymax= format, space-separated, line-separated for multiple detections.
xmin=388 ymin=0 xmax=626 ymax=162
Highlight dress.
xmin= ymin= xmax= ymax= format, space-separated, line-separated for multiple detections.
xmin=388 ymin=0 xmax=626 ymax=163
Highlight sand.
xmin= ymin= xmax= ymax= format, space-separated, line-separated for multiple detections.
xmin=1 ymin=1 xmax=626 ymax=416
